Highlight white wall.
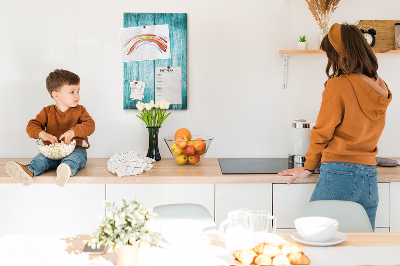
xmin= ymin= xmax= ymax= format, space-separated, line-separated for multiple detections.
xmin=1 ymin=0 xmax=399 ymax=159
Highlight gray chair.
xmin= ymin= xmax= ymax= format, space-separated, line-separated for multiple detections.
xmin=301 ymin=200 xmax=373 ymax=232
xmin=152 ymin=203 xmax=218 ymax=234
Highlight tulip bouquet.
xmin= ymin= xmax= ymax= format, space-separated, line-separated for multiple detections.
xmin=136 ymin=100 xmax=171 ymax=127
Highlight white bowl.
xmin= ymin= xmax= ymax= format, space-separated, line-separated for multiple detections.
xmin=294 ymin=216 xmax=338 ymax=242
xmin=161 ymin=219 xmax=203 ymax=245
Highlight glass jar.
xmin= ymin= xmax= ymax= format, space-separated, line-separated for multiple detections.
xmin=395 ymin=23 xmax=400 ymax=50
xmin=288 ymin=119 xmax=311 ymax=168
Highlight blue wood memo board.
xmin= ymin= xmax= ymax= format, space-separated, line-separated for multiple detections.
xmin=123 ymin=13 xmax=187 ymax=109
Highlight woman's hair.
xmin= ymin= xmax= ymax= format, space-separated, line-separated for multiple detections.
xmin=320 ymin=24 xmax=378 ymax=81
xmin=46 ymin=69 xmax=80 ymax=97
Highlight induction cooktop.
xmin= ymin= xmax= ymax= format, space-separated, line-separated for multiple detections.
xmin=218 ymin=158 xmax=291 ymax=174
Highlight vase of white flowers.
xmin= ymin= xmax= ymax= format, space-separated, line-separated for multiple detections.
xmin=136 ymin=100 xmax=171 ymax=161
xmin=88 ymin=200 xmax=160 ymax=266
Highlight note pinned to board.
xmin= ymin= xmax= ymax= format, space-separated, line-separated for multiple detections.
xmin=130 ymin=81 xmax=145 ymax=100
xmin=155 ymin=66 xmax=182 ymax=105
xmin=119 ymin=25 xmax=171 ymax=62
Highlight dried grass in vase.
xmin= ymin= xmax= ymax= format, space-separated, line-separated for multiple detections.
xmin=305 ymin=0 xmax=341 ymax=35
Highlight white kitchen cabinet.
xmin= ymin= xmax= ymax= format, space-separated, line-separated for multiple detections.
xmin=215 ymin=184 xmax=272 ymax=227
xmin=106 ymin=184 xmax=214 ymax=219
xmin=273 ymin=184 xmax=315 ymax=229
xmin=272 ymin=183 xmax=390 ymax=231
xmin=0 ymin=184 xmax=105 ymax=236
xmin=375 ymin=183 xmax=390 ymax=230
xmin=390 ymin=183 xmax=400 ymax=232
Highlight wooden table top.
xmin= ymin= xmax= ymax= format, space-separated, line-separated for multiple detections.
xmin=1 ymin=158 xmax=399 ymax=184
xmin=0 ymin=233 xmax=399 ymax=265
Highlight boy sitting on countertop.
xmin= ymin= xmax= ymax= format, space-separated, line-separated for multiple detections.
xmin=6 ymin=69 xmax=95 ymax=187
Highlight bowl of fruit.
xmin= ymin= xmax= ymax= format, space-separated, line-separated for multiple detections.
xmin=164 ymin=128 xmax=213 ymax=165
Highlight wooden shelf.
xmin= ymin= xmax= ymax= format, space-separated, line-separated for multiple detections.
xmin=280 ymin=49 xmax=400 ymax=54
xmin=279 ymin=49 xmax=400 ymax=88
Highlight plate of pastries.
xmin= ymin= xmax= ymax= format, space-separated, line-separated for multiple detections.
xmin=233 ymin=242 xmax=311 ymax=265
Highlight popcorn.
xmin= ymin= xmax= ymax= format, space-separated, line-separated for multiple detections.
xmin=38 ymin=140 xmax=76 ymax=160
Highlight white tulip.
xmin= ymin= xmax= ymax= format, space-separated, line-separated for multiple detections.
xmin=144 ymin=103 xmax=152 ymax=110
xmin=136 ymin=102 xmax=145 ymax=111
xmin=160 ymin=100 xmax=167 ymax=109
xmin=149 ymin=100 xmax=155 ymax=108
xmin=154 ymin=101 xmax=160 ymax=108
xmin=165 ymin=101 xmax=170 ymax=109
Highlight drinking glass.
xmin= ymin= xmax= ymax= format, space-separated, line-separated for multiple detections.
xmin=249 ymin=210 xmax=277 ymax=243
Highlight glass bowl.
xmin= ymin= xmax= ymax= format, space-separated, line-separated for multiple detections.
xmin=37 ymin=139 xmax=76 ymax=160
xmin=164 ymin=136 xmax=213 ymax=166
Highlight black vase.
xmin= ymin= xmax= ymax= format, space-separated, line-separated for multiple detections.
xmin=146 ymin=126 xmax=161 ymax=161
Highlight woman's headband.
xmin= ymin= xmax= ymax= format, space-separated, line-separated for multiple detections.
xmin=328 ymin=23 xmax=346 ymax=57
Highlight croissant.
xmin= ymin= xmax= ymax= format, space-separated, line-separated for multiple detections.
xmin=233 ymin=249 xmax=257 ymax=265
xmin=254 ymin=243 xmax=282 ymax=258
xmin=279 ymin=243 xmax=303 ymax=256
xmin=271 ymin=255 xmax=290 ymax=265
xmin=254 ymin=254 xmax=272 ymax=265
xmin=287 ymin=252 xmax=311 ymax=265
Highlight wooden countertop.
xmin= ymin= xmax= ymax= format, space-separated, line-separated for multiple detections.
xmin=1 ymin=158 xmax=399 ymax=185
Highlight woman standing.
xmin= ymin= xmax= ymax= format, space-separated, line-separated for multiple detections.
xmin=278 ymin=23 xmax=392 ymax=230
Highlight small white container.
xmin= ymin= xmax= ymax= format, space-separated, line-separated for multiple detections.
xmin=295 ymin=216 xmax=338 ymax=242
xmin=298 ymin=42 xmax=309 ymax=50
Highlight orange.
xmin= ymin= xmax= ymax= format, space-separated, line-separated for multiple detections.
xmin=174 ymin=128 xmax=192 ymax=141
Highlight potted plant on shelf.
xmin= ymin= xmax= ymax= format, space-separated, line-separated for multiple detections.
xmin=298 ymin=34 xmax=309 ymax=50
xmin=88 ymin=200 xmax=160 ymax=266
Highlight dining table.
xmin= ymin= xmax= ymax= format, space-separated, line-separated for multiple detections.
xmin=0 ymin=233 xmax=399 ymax=265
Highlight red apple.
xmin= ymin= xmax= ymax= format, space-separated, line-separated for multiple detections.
xmin=193 ymin=138 xmax=206 ymax=152
xmin=188 ymin=154 xmax=200 ymax=165
xmin=183 ymin=145 xmax=195 ymax=156
xmin=196 ymin=149 xmax=205 ymax=155
xmin=175 ymin=134 xmax=188 ymax=149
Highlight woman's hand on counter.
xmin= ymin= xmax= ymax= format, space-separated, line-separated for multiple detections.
xmin=278 ymin=167 xmax=312 ymax=185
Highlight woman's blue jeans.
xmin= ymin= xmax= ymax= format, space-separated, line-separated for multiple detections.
xmin=310 ymin=162 xmax=378 ymax=230
xmin=26 ymin=148 xmax=87 ymax=177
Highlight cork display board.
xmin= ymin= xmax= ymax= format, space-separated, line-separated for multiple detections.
xmin=356 ymin=20 xmax=400 ymax=50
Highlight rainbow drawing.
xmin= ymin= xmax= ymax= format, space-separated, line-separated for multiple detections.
xmin=124 ymin=34 xmax=168 ymax=55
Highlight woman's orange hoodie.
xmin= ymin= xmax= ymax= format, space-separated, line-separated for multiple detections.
xmin=304 ymin=73 xmax=392 ymax=171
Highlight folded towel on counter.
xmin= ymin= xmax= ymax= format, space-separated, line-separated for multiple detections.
xmin=376 ymin=157 xmax=398 ymax=167
xmin=107 ymin=149 xmax=155 ymax=177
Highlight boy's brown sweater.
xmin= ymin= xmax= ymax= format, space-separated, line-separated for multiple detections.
xmin=26 ymin=105 xmax=95 ymax=149
xmin=304 ymin=73 xmax=392 ymax=171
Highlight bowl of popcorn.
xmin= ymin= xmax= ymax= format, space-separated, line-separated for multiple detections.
xmin=37 ymin=139 xmax=76 ymax=160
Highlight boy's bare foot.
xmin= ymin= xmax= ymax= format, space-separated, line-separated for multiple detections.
xmin=6 ymin=162 xmax=34 ymax=186
xmin=55 ymin=163 xmax=71 ymax=187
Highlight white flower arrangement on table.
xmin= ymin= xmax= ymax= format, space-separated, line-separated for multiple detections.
xmin=88 ymin=200 xmax=160 ymax=251
xmin=136 ymin=100 xmax=171 ymax=127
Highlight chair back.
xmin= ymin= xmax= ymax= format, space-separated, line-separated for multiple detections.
xmin=153 ymin=203 xmax=217 ymax=234
xmin=301 ymin=200 xmax=373 ymax=232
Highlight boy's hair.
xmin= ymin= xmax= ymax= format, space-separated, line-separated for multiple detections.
xmin=320 ymin=24 xmax=378 ymax=81
xmin=46 ymin=69 xmax=80 ymax=97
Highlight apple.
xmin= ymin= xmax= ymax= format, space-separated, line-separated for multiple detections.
xmin=175 ymin=134 xmax=188 ymax=149
xmin=196 ymin=149 xmax=205 ymax=155
xmin=171 ymin=143 xmax=182 ymax=155
xmin=183 ymin=145 xmax=195 ymax=156
xmin=193 ymin=138 xmax=206 ymax=152
xmin=176 ymin=154 xmax=188 ymax=165
xmin=188 ymin=154 xmax=200 ymax=165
